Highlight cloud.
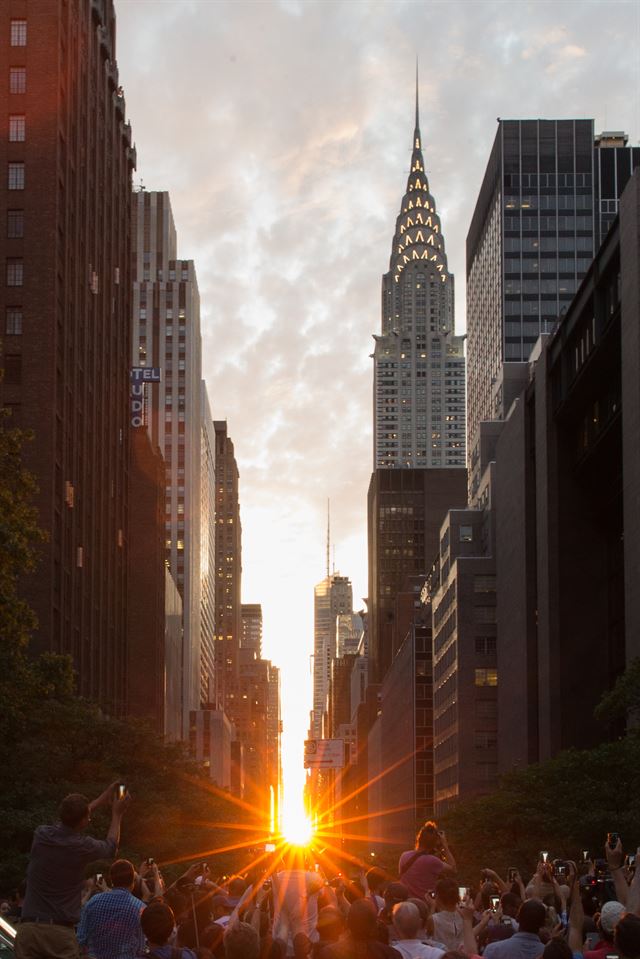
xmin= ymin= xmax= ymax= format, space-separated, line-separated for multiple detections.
xmin=114 ymin=0 xmax=639 ymax=752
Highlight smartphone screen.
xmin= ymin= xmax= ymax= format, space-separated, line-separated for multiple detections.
xmin=118 ymin=784 xmax=126 ymax=800
xmin=491 ymin=896 xmax=500 ymax=909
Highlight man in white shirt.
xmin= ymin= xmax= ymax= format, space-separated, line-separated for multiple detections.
xmin=272 ymin=869 xmax=324 ymax=957
xmin=392 ymin=902 xmax=446 ymax=959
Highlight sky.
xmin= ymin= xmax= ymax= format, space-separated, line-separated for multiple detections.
xmin=115 ymin=0 xmax=640 ymax=813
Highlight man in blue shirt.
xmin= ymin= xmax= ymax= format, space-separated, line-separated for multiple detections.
xmin=77 ymin=860 xmax=145 ymax=959
xmin=16 ymin=784 xmax=129 ymax=959
xmin=483 ymin=900 xmax=547 ymax=959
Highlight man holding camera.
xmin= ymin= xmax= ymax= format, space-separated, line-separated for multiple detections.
xmin=15 ymin=783 xmax=129 ymax=959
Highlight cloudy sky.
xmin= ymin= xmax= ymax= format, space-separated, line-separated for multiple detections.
xmin=115 ymin=0 xmax=639 ymax=809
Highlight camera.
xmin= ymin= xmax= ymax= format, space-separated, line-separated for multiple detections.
xmin=607 ymin=832 xmax=619 ymax=850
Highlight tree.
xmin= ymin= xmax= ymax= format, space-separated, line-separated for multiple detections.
xmin=0 ymin=411 xmax=251 ymax=892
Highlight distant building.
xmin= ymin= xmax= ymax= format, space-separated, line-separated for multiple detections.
xmin=131 ymin=190 xmax=204 ymax=736
xmin=495 ymin=169 xmax=640 ymax=769
xmin=241 ymin=604 xmax=263 ymax=657
xmin=214 ymin=421 xmax=242 ymax=712
xmin=466 ymin=119 xmax=640 ymax=489
xmin=235 ymin=649 xmax=280 ymax=817
xmin=372 ymin=83 xmax=466 ymax=470
xmin=312 ymin=573 xmax=353 ymax=737
xmin=0 ymin=0 xmax=135 ymax=711
xmin=336 ymin=612 xmax=363 ymax=657
xmin=190 ymin=708 xmax=233 ymax=789
xmin=200 ymin=385 xmax=217 ymax=706
xmin=367 ymin=468 xmax=467 ymax=684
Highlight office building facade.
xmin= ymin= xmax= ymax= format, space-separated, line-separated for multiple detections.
xmin=241 ymin=603 xmax=263 ymax=657
xmin=0 ymin=0 xmax=135 ymax=710
xmin=312 ymin=573 xmax=353 ymax=737
xmin=131 ymin=189 xmax=204 ymax=734
xmin=372 ymin=89 xmax=466 ymax=470
xmin=466 ymin=119 xmax=640 ymax=468
xmin=495 ymin=169 xmax=640 ymax=769
xmin=214 ymin=420 xmax=242 ymax=712
xmin=200 ymin=384 xmax=216 ymax=706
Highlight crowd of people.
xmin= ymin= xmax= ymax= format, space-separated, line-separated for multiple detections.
xmin=4 ymin=786 xmax=640 ymax=959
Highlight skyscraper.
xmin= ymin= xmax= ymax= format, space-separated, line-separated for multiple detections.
xmin=466 ymin=119 xmax=640 ymax=469
xmin=200 ymin=384 xmax=217 ymax=706
xmin=372 ymin=79 xmax=466 ymax=469
xmin=214 ymin=420 xmax=242 ymax=712
xmin=312 ymin=573 xmax=353 ymax=738
xmin=131 ymin=190 xmax=205 ymax=735
xmin=0 ymin=1 xmax=135 ymax=710
xmin=241 ymin=604 xmax=263 ymax=657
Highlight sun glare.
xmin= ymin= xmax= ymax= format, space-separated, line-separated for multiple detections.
xmin=282 ymin=808 xmax=314 ymax=847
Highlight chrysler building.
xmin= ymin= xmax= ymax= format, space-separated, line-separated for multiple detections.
xmin=373 ymin=79 xmax=466 ymax=468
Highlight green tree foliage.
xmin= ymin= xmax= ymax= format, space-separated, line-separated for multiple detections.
xmin=0 ymin=413 xmax=251 ymax=893
xmin=595 ymin=657 xmax=640 ymax=727
xmin=440 ymin=735 xmax=640 ymax=883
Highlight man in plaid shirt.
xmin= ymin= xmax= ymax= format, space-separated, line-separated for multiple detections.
xmin=77 ymin=860 xmax=145 ymax=959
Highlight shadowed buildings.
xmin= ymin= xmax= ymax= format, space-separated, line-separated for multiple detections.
xmin=0 ymin=0 xmax=135 ymax=711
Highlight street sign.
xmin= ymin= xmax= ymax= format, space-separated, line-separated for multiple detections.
xmin=304 ymin=738 xmax=345 ymax=769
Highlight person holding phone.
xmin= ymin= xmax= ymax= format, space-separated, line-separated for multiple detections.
xmin=398 ymin=823 xmax=457 ymax=900
xmin=15 ymin=782 xmax=130 ymax=959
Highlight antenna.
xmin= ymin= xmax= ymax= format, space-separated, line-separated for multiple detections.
xmin=326 ymin=498 xmax=330 ymax=580
xmin=332 ymin=544 xmax=336 ymax=576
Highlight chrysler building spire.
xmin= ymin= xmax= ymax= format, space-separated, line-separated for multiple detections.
xmin=371 ymin=76 xmax=466 ymax=470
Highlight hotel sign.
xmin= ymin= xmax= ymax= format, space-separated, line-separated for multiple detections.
xmin=130 ymin=367 xmax=161 ymax=427
xmin=303 ymin=739 xmax=345 ymax=769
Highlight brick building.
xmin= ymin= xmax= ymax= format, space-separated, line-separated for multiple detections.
xmin=0 ymin=0 xmax=136 ymax=711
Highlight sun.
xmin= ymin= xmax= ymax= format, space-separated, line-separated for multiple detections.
xmin=282 ymin=810 xmax=314 ymax=848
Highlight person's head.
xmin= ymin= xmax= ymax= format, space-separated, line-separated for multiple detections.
xmin=348 ymin=898 xmax=379 ymax=941
xmin=408 ymin=898 xmax=430 ymax=931
xmin=393 ymin=901 xmax=422 ymax=940
xmin=228 ymin=877 xmax=247 ymax=901
xmin=599 ymin=901 xmax=625 ymax=940
xmin=59 ymin=793 xmax=90 ymax=830
xmin=543 ymin=939 xmax=573 ymax=959
xmin=501 ymin=893 xmax=521 ymax=919
xmin=435 ymin=878 xmax=459 ymax=912
xmin=615 ymin=913 xmax=640 ymax=959
xmin=316 ymin=906 xmax=345 ymax=943
xmin=141 ymin=902 xmax=176 ymax=946
xmin=110 ymin=859 xmax=135 ymax=890
xmin=518 ymin=899 xmax=547 ymax=935
xmin=384 ymin=881 xmax=409 ymax=909
xmin=224 ymin=921 xmax=260 ymax=959
xmin=292 ymin=932 xmax=312 ymax=958
xmin=211 ymin=895 xmax=233 ymax=920
xmin=366 ymin=867 xmax=387 ymax=894
xmin=416 ymin=821 xmax=441 ymax=853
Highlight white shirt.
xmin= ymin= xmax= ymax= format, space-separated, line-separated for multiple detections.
xmin=272 ymin=870 xmax=323 ymax=957
xmin=393 ymin=942 xmax=446 ymax=959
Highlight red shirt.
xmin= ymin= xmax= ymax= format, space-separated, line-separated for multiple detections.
xmin=397 ymin=852 xmax=446 ymax=898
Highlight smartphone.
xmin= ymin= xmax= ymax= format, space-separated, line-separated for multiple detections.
xmin=556 ymin=865 xmax=567 ymax=878
xmin=582 ymin=850 xmax=590 ymax=863
xmin=539 ymin=851 xmax=549 ymax=864
xmin=508 ymin=868 xmax=517 ymax=883
xmin=202 ymin=861 xmax=208 ymax=871
xmin=147 ymin=858 xmax=154 ymax=866
xmin=607 ymin=832 xmax=619 ymax=850
xmin=628 ymin=855 xmax=637 ymax=868
xmin=491 ymin=895 xmax=500 ymax=910
xmin=96 ymin=873 xmax=103 ymax=883
xmin=584 ymin=934 xmax=599 ymax=951
xmin=117 ymin=784 xmax=126 ymax=800
xmin=264 ymin=843 xmax=276 ymax=853
xmin=458 ymin=886 xmax=469 ymax=900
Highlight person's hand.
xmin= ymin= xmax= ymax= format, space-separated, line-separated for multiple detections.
xmin=484 ymin=868 xmax=500 ymax=880
xmin=183 ymin=862 xmax=204 ymax=882
xmin=605 ymin=838 xmax=625 ymax=872
xmin=549 ymin=921 xmax=564 ymax=939
xmin=139 ymin=860 xmax=151 ymax=879
xmin=422 ymin=893 xmax=435 ymax=916
xmin=96 ymin=875 xmax=108 ymax=893
xmin=457 ymin=901 xmax=475 ymax=923
xmin=112 ymin=788 xmax=130 ymax=816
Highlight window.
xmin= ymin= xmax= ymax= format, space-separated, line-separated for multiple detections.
xmin=5 ymin=307 xmax=22 ymax=334
xmin=475 ymin=668 xmax=498 ymax=686
xmin=9 ymin=115 xmax=25 ymax=141
xmin=474 ymin=575 xmax=496 ymax=592
xmin=7 ymin=210 xmax=23 ymax=238
xmin=459 ymin=525 xmax=473 ymax=542
xmin=6 ymin=259 xmax=23 ymax=286
xmin=8 ymin=162 xmax=24 ymax=190
xmin=9 ymin=67 xmax=26 ymax=94
xmin=10 ymin=20 xmax=27 ymax=46
xmin=3 ymin=354 xmax=22 ymax=385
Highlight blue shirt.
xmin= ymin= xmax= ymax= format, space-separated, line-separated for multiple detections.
xmin=483 ymin=932 xmax=545 ymax=959
xmin=77 ymin=888 xmax=145 ymax=959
